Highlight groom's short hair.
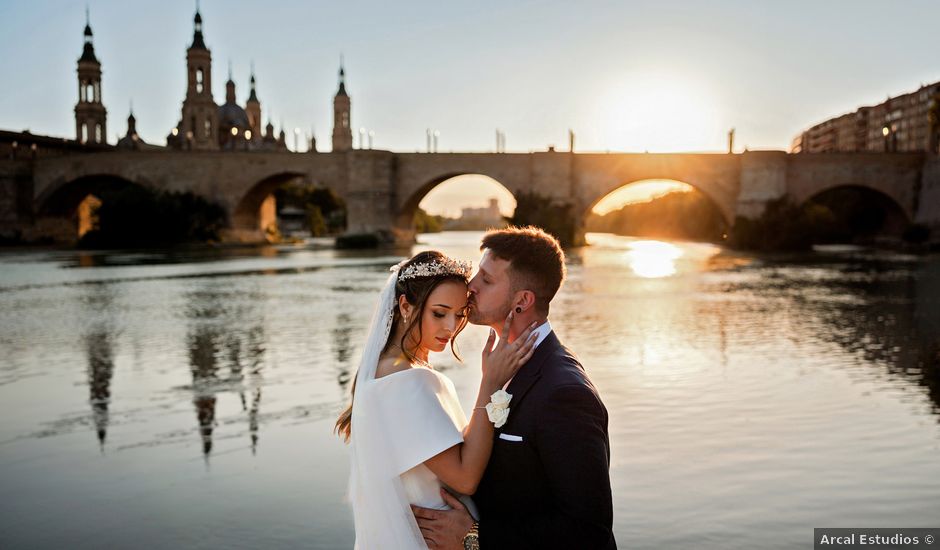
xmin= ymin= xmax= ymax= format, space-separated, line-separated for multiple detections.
xmin=481 ymin=226 xmax=566 ymax=315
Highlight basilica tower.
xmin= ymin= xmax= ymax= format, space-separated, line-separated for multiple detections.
xmin=179 ymin=8 xmax=218 ymax=150
xmin=74 ymin=11 xmax=107 ymax=144
xmin=245 ymin=66 xmax=262 ymax=140
xmin=331 ymin=61 xmax=352 ymax=152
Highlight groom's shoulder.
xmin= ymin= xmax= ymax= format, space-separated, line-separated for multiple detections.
xmin=541 ymin=340 xmax=602 ymax=401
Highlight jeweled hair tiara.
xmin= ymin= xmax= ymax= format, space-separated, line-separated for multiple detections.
xmin=396 ymin=257 xmax=472 ymax=281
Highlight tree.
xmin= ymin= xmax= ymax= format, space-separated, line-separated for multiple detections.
xmin=728 ymin=197 xmax=837 ymax=251
xmin=586 ymin=190 xmax=725 ymax=241
xmin=274 ymin=182 xmax=347 ymax=235
xmin=413 ymin=208 xmax=443 ymax=233
xmin=508 ymin=191 xmax=581 ymax=246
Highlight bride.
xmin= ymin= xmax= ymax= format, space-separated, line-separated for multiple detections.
xmin=335 ymin=250 xmax=538 ymax=549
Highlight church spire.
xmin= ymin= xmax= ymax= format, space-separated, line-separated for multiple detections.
xmin=245 ymin=61 xmax=262 ymax=139
xmin=80 ymin=6 xmax=98 ymax=63
xmin=225 ymin=60 xmax=236 ymax=103
xmin=128 ymin=99 xmax=135 ymax=124
xmin=247 ymin=61 xmax=259 ymax=103
xmin=191 ymin=1 xmax=207 ymax=50
xmin=336 ymin=55 xmax=348 ymax=97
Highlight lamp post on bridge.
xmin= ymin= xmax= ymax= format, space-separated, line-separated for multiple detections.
xmin=882 ymin=125 xmax=897 ymax=153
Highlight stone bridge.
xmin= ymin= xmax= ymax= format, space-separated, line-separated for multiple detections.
xmin=2 ymin=149 xmax=938 ymax=244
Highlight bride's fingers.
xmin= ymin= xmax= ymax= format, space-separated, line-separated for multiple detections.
xmin=499 ymin=310 xmax=514 ymax=343
xmin=514 ymin=321 xmax=538 ymax=349
xmin=515 ymin=330 xmax=538 ymax=357
xmin=519 ymin=337 xmax=537 ymax=364
xmin=515 ymin=333 xmax=538 ymax=364
xmin=482 ymin=327 xmax=497 ymax=358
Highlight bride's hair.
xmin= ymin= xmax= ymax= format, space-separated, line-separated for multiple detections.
xmin=334 ymin=250 xmax=470 ymax=442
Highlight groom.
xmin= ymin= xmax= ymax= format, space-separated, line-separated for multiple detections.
xmin=413 ymin=226 xmax=616 ymax=549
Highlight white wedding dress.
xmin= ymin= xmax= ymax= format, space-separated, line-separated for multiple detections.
xmin=348 ymin=268 xmax=478 ymax=550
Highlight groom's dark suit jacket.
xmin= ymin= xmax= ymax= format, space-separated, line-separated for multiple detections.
xmin=474 ymin=331 xmax=616 ymax=549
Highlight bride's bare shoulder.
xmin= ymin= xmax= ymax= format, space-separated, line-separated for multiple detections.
xmin=375 ymin=354 xmax=413 ymax=379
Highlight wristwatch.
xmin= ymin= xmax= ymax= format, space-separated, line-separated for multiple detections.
xmin=463 ymin=521 xmax=480 ymax=550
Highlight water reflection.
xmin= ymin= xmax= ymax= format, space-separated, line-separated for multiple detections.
xmin=787 ymin=253 xmax=940 ymax=417
xmin=184 ymin=283 xmax=268 ymax=459
xmin=333 ymin=312 xmax=353 ymax=388
xmin=85 ymin=329 xmax=114 ymax=449
xmin=81 ymin=283 xmax=120 ymax=450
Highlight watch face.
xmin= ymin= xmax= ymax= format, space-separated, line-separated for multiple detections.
xmin=463 ymin=535 xmax=480 ymax=550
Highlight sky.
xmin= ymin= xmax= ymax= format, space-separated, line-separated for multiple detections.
xmin=2 ymin=0 xmax=939 ymax=213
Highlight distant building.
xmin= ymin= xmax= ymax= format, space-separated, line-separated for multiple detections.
xmin=460 ymin=198 xmax=502 ymax=225
xmin=793 ymin=81 xmax=940 ymax=154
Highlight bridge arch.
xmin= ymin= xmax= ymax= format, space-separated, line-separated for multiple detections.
xmin=233 ymin=171 xmax=306 ymax=238
xmin=586 ymin=178 xmax=733 ymax=226
xmin=35 ymin=173 xmax=152 ymax=242
xmin=574 ymin=153 xmax=742 ymax=227
xmin=396 ymin=172 xmax=516 ymax=232
xmin=232 ymin=171 xmax=348 ymax=241
xmin=38 ymin=173 xmax=153 ymax=217
xmin=585 ymin=178 xmax=730 ymax=240
xmin=801 ymin=184 xmax=911 ymax=239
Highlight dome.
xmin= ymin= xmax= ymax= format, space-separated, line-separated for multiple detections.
xmin=217 ymin=102 xmax=250 ymax=128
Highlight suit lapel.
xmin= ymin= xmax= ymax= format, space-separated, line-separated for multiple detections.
xmin=503 ymin=331 xmax=559 ymax=416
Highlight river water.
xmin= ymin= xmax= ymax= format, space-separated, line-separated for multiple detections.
xmin=1 ymin=231 xmax=938 ymax=549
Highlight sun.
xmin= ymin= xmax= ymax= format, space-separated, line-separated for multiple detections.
xmin=594 ymin=72 xmax=721 ymax=153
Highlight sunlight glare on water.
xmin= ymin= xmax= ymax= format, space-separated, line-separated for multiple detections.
xmin=625 ymin=239 xmax=683 ymax=278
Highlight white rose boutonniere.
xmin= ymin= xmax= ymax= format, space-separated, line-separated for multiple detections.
xmin=485 ymin=389 xmax=513 ymax=428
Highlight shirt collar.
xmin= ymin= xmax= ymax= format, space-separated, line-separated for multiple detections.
xmin=531 ymin=319 xmax=553 ymax=348
xmin=501 ymin=320 xmax=552 ymax=391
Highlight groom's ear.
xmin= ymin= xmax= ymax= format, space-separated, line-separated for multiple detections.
xmin=513 ymin=290 xmax=536 ymax=313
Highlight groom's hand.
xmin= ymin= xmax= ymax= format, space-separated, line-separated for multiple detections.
xmin=411 ymin=488 xmax=474 ymax=550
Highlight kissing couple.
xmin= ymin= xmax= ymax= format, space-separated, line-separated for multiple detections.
xmin=335 ymin=226 xmax=616 ymax=549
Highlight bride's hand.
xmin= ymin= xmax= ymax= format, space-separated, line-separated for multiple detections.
xmin=480 ymin=312 xmax=538 ymax=389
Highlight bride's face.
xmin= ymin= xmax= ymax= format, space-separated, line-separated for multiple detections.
xmin=416 ymin=280 xmax=469 ymax=354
